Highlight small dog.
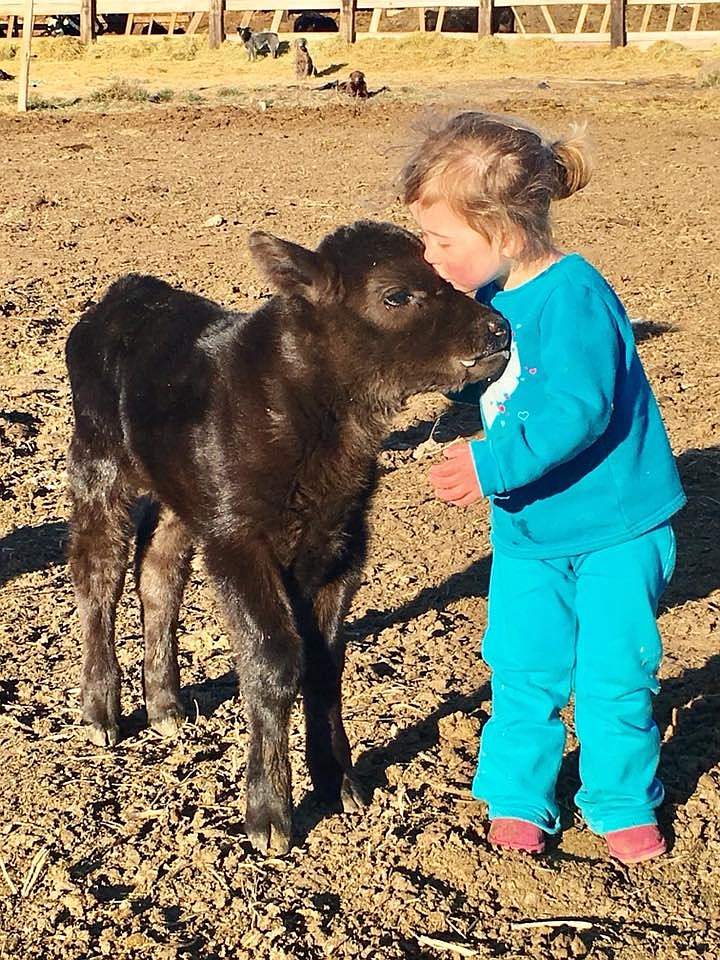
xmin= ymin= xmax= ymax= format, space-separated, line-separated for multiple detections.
xmin=294 ymin=38 xmax=314 ymax=79
xmin=238 ymin=26 xmax=279 ymax=61
xmin=337 ymin=70 xmax=369 ymax=99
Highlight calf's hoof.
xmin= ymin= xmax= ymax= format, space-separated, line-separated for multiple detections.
xmin=245 ymin=802 xmax=292 ymax=857
xmin=81 ymin=682 xmax=120 ymax=747
xmin=84 ymin=720 xmax=119 ymax=748
xmin=246 ymin=821 xmax=291 ymax=858
xmin=146 ymin=693 xmax=184 ymax=738
xmin=341 ymin=774 xmax=366 ymax=813
xmin=149 ymin=708 xmax=184 ymax=739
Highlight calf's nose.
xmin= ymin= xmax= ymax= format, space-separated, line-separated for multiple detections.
xmin=486 ymin=314 xmax=511 ymax=347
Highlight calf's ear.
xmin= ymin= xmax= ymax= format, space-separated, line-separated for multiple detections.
xmin=248 ymin=230 xmax=340 ymax=302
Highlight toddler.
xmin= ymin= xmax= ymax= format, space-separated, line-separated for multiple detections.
xmin=399 ymin=111 xmax=686 ymax=863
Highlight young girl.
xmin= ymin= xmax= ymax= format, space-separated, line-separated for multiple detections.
xmin=400 ymin=111 xmax=686 ymax=864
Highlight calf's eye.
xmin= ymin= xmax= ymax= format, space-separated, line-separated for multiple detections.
xmin=383 ymin=289 xmax=415 ymax=309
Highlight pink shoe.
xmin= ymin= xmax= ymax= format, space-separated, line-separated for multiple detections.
xmin=488 ymin=818 xmax=545 ymax=854
xmin=605 ymin=825 xmax=667 ymax=864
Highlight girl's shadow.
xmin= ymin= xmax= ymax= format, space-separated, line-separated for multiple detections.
xmin=656 ymin=654 xmax=720 ymax=808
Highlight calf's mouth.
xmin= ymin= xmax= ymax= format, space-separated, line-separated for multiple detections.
xmin=460 ymin=346 xmax=511 ymax=384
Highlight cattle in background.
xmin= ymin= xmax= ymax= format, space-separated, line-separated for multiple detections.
xmin=43 ymin=14 xmax=82 ymax=35
xmin=39 ymin=13 xmax=129 ymax=34
xmin=293 ymin=10 xmax=339 ymax=31
xmin=102 ymin=14 xmax=129 ymax=32
xmin=424 ymin=6 xmax=516 ymax=33
xmin=65 ymin=220 xmax=509 ymax=856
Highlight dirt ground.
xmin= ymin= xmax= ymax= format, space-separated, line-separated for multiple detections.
xmin=1 ymin=37 xmax=719 ymax=960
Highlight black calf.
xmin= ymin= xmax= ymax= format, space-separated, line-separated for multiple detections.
xmin=65 ymin=220 xmax=509 ymax=855
xmin=424 ymin=6 xmax=516 ymax=33
xmin=293 ymin=11 xmax=339 ymax=31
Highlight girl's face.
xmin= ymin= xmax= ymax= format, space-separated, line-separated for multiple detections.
xmin=410 ymin=199 xmax=513 ymax=294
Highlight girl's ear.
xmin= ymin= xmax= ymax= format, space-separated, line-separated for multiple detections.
xmin=499 ymin=228 xmax=525 ymax=260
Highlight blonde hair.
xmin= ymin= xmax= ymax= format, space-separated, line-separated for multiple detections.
xmin=399 ymin=111 xmax=594 ymax=263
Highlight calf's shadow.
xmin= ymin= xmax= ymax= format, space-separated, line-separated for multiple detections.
xmin=0 ymin=520 xmax=68 ymax=587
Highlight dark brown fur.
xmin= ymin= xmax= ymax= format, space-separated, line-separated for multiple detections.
xmin=337 ymin=70 xmax=368 ymax=99
xmin=65 ymin=220 xmax=509 ymax=856
xmin=294 ymin=37 xmax=314 ymax=79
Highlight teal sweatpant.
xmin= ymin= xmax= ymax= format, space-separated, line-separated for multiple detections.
xmin=471 ymin=522 xmax=677 ymax=835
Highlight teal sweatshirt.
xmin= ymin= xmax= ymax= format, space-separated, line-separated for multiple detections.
xmin=456 ymin=254 xmax=686 ymax=559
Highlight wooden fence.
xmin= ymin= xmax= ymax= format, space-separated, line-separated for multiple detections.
xmin=2 ymin=0 xmax=720 ymax=48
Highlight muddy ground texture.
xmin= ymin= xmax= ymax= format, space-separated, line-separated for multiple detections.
xmin=1 ymin=62 xmax=719 ymax=960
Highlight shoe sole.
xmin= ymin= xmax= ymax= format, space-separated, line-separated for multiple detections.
xmin=490 ymin=841 xmax=545 ymax=854
xmin=608 ymin=843 xmax=666 ymax=864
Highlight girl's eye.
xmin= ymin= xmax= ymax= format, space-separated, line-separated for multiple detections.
xmin=383 ymin=290 xmax=415 ymax=308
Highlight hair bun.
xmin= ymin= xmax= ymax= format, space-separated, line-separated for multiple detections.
xmin=551 ymin=125 xmax=594 ymax=200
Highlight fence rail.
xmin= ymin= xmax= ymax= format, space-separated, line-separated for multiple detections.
xmin=2 ymin=0 xmax=719 ymax=47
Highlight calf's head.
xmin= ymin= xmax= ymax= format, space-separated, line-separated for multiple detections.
xmin=248 ymin=220 xmax=510 ymax=401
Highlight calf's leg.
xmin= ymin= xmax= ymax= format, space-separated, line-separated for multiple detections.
xmin=67 ymin=441 xmax=133 ymax=747
xmin=134 ymin=500 xmax=193 ymax=737
xmin=303 ymin=574 xmax=365 ymax=812
xmin=206 ymin=541 xmax=302 ymax=856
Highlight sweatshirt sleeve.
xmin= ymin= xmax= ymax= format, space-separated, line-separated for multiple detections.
xmin=470 ymin=284 xmax=623 ymax=496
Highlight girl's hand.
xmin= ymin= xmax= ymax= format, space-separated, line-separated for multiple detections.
xmin=428 ymin=442 xmax=483 ymax=507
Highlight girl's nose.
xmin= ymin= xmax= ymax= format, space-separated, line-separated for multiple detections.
xmin=423 ymin=244 xmax=437 ymax=265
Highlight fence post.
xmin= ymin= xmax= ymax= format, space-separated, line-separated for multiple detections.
xmin=477 ymin=0 xmax=492 ymax=36
xmin=208 ymin=0 xmax=225 ymax=47
xmin=16 ymin=0 xmax=33 ymax=112
xmin=610 ymin=0 xmax=626 ymax=45
xmin=340 ymin=0 xmax=356 ymax=42
xmin=80 ymin=0 xmax=97 ymax=42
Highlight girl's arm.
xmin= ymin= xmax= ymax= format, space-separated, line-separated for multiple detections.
xmin=470 ymin=285 xmax=624 ymax=496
